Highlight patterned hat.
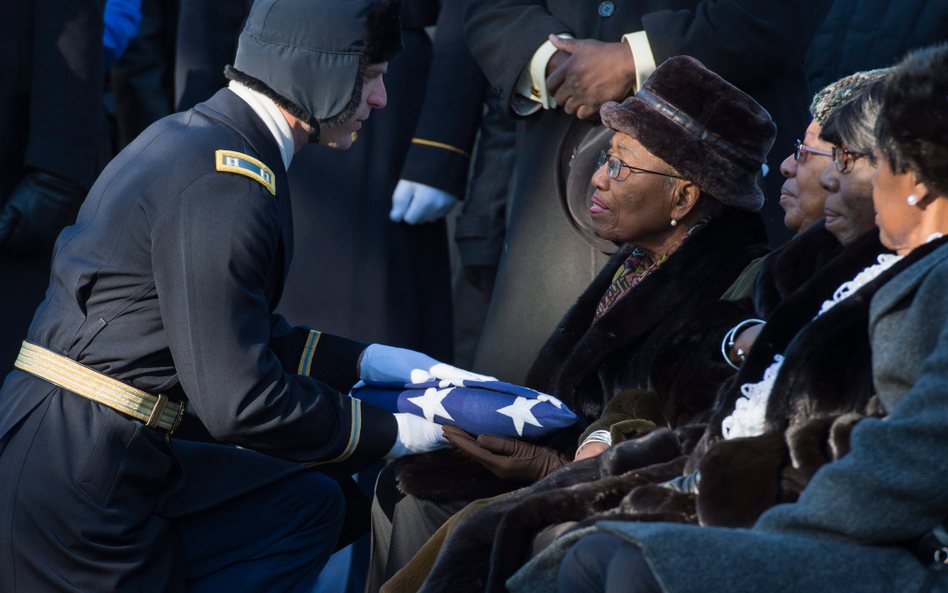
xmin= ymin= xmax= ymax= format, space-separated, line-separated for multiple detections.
xmin=810 ymin=68 xmax=891 ymax=127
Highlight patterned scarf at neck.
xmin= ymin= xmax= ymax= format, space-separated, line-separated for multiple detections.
xmin=594 ymin=218 xmax=708 ymax=322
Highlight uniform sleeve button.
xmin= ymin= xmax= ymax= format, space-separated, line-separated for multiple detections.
xmin=598 ymin=1 xmax=615 ymax=17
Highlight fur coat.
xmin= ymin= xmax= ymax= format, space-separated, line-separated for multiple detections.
xmin=394 ymin=208 xmax=769 ymax=503
xmin=511 ymin=237 xmax=948 ymax=593
xmin=415 ymin=228 xmax=904 ymax=593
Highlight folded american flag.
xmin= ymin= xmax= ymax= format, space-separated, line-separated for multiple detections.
xmin=352 ymin=379 xmax=579 ymax=440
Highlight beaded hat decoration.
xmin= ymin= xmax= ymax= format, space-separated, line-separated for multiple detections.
xmin=810 ymin=68 xmax=891 ymax=127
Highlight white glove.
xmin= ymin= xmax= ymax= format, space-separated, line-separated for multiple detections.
xmin=389 ymin=179 xmax=458 ymax=225
xmin=385 ymin=413 xmax=452 ymax=460
xmin=360 ymin=344 xmax=497 ymax=385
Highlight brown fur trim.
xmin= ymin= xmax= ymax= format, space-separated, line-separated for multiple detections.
xmin=829 ymin=412 xmax=867 ymax=461
xmin=418 ymin=457 xmax=601 ymax=593
xmin=673 ymin=424 xmax=708 ymax=456
xmin=484 ymin=457 xmax=689 ymax=593
xmin=599 ymin=427 xmax=682 ymax=478
xmin=618 ymin=483 xmax=695 ymax=517
xmin=485 ymin=473 xmax=651 ymax=593
xmin=786 ymin=416 xmax=835 ymax=480
xmin=696 ymin=431 xmax=788 ymax=527
xmin=391 ymin=449 xmax=517 ymax=503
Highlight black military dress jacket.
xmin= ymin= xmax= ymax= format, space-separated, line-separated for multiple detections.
xmin=0 ymin=88 xmax=397 ymax=587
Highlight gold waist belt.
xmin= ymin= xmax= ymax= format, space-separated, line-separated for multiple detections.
xmin=15 ymin=341 xmax=185 ymax=433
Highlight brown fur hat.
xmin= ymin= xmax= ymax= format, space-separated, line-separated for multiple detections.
xmin=600 ymin=56 xmax=776 ymax=212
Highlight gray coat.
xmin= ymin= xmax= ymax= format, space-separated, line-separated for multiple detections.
xmin=510 ymin=240 xmax=948 ymax=593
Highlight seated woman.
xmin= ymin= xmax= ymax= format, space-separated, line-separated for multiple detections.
xmin=394 ymin=69 xmax=893 ymax=593
xmin=541 ymin=42 xmax=948 ymax=593
xmin=368 ymin=56 xmax=774 ymax=590
xmin=721 ymin=69 xmax=883 ymax=368
xmin=693 ymin=71 xmax=891 ymax=525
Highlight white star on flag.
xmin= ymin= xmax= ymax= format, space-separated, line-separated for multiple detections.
xmin=536 ymin=394 xmax=564 ymax=409
xmin=407 ymin=387 xmax=455 ymax=423
xmin=496 ymin=396 xmax=543 ymax=436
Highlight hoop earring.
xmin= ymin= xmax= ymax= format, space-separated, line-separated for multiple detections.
xmin=907 ymin=194 xmax=918 ymax=206
xmin=670 ymin=219 xmax=678 ymax=227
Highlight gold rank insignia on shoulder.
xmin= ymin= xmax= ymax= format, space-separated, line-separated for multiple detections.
xmin=215 ymin=150 xmax=276 ymax=195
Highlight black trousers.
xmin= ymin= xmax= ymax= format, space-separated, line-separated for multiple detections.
xmin=557 ymin=533 xmax=663 ymax=593
xmin=0 ymin=381 xmax=345 ymax=592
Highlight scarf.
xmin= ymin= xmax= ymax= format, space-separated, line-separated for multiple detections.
xmin=594 ymin=219 xmax=708 ymax=321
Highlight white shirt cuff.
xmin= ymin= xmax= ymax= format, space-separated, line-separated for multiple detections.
xmin=622 ymin=31 xmax=656 ymax=93
xmin=514 ymin=33 xmax=574 ymax=114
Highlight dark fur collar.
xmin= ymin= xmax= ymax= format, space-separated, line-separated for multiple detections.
xmin=753 ymin=221 xmax=844 ymax=317
xmin=525 ymin=208 xmax=769 ymax=424
xmin=705 ymin=228 xmax=886 ymax=435
xmin=764 ymin=233 xmax=948 ymax=430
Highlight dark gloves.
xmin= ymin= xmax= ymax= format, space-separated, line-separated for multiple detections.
xmin=443 ymin=424 xmax=569 ymax=483
xmin=0 ymin=170 xmax=86 ymax=254
xmin=463 ymin=265 xmax=497 ymax=303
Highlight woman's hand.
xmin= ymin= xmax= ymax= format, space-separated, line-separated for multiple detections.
xmin=729 ymin=323 xmax=764 ymax=365
xmin=443 ymin=425 xmax=568 ymax=482
xmin=574 ymin=441 xmax=609 ymax=461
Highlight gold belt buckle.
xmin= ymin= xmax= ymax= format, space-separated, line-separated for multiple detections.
xmin=167 ymin=400 xmax=187 ymax=440
xmin=146 ymin=393 xmax=169 ymax=429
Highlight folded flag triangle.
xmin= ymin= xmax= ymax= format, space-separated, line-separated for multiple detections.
xmin=352 ymin=379 xmax=579 ymax=439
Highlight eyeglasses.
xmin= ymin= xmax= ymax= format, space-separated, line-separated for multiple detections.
xmin=794 ymin=140 xmax=833 ymax=163
xmin=597 ymin=150 xmax=685 ymax=181
xmin=831 ymin=146 xmax=871 ymax=173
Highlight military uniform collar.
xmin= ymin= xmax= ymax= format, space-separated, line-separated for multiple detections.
xmin=227 ymin=81 xmax=294 ymax=171
xmin=195 ymin=89 xmax=288 ymax=182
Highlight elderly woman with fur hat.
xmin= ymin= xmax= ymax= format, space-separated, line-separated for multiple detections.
xmin=441 ymin=56 xmax=774 ymax=471
xmin=370 ymin=56 xmax=775 ymax=592
xmin=518 ymin=43 xmax=948 ymax=593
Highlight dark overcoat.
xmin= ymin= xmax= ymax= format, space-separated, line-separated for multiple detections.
xmin=0 ymin=89 xmax=397 ymax=591
xmin=0 ymin=0 xmax=109 ymax=376
xmin=462 ymin=0 xmax=833 ymax=383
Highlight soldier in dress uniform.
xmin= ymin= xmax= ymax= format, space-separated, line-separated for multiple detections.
xmin=0 ymin=1 xmax=459 ymax=591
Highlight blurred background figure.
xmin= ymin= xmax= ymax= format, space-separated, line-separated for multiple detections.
xmin=452 ymin=92 xmax=517 ymax=364
xmin=0 ymin=0 xmax=111 ymax=375
xmin=804 ymin=0 xmax=948 ymax=94
xmin=107 ymin=0 xmax=178 ymax=152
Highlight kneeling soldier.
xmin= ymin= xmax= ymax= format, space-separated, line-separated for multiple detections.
xmin=0 ymin=0 xmax=454 ymax=590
